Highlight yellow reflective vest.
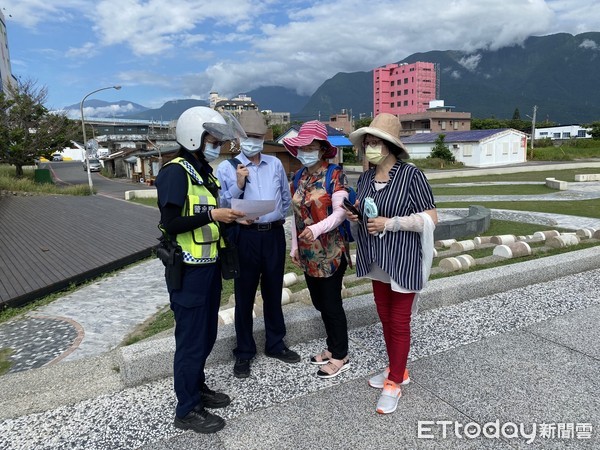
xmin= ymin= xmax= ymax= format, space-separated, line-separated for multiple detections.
xmin=165 ymin=157 xmax=222 ymax=265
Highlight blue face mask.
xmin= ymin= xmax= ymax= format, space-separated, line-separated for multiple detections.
xmin=296 ymin=150 xmax=320 ymax=168
xmin=203 ymin=142 xmax=221 ymax=162
xmin=240 ymin=137 xmax=264 ymax=157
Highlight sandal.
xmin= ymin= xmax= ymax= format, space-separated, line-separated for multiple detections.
xmin=310 ymin=349 xmax=332 ymax=366
xmin=316 ymin=357 xmax=350 ymax=379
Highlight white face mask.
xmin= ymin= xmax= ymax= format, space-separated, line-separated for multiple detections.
xmin=296 ymin=150 xmax=320 ymax=168
xmin=240 ymin=137 xmax=264 ymax=157
xmin=365 ymin=144 xmax=387 ymax=165
xmin=203 ymin=142 xmax=221 ymax=162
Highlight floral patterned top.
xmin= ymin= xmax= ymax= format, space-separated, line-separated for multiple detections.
xmin=291 ymin=162 xmax=348 ymax=278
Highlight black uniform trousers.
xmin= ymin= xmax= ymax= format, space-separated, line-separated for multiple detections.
xmin=233 ymin=223 xmax=287 ymax=360
xmin=304 ymin=256 xmax=348 ymax=360
xmin=169 ymin=263 xmax=221 ymax=419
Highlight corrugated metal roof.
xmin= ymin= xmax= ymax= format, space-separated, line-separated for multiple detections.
xmin=401 ymin=129 xmax=516 ymax=144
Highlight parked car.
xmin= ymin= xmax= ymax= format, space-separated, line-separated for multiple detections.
xmin=52 ymin=154 xmax=63 ymax=161
xmin=83 ymin=158 xmax=102 ymax=172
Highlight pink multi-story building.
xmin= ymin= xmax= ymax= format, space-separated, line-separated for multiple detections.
xmin=373 ymin=62 xmax=437 ymax=116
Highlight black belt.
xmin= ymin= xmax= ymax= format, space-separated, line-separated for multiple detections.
xmin=240 ymin=220 xmax=285 ymax=231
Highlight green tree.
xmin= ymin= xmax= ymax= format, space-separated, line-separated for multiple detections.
xmin=0 ymin=79 xmax=79 ymax=177
xmin=428 ymin=134 xmax=455 ymax=166
xmin=353 ymin=117 xmax=373 ymax=130
xmin=269 ymin=123 xmax=286 ymax=141
xmin=588 ymin=122 xmax=600 ymax=140
xmin=512 ymin=108 xmax=521 ymax=120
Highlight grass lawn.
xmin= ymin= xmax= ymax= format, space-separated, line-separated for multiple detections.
xmin=0 ymin=348 xmax=13 ymax=375
xmin=432 ymin=184 xmax=554 ymax=196
xmin=427 ymin=167 xmax=600 ymax=184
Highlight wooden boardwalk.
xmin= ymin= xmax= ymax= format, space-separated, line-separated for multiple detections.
xmin=0 ymin=194 xmax=160 ymax=308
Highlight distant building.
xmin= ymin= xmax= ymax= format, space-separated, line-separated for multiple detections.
xmin=0 ymin=9 xmax=18 ymax=98
xmin=324 ymin=110 xmax=353 ymax=135
xmin=401 ymin=128 xmax=528 ymax=167
xmin=398 ymin=100 xmax=471 ymax=136
xmin=209 ymin=91 xmax=228 ymax=108
xmin=535 ymin=124 xmax=591 ymax=140
xmin=210 ymin=91 xmax=290 ymax=128
xmin=214 ymin=93 xmax=258 ymax=114
xmin=261 ymin=110 xmax=290 ymax=127
xmin=374 ymin=62 xmax=437 ymax=116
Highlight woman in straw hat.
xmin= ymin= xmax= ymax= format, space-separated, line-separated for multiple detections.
xmin=283 ymin=120 xmax=351 ymax=379
xmin=347 ymin=113 xmax=437 ymax=414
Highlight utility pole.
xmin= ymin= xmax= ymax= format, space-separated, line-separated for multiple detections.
xmin=530 ymin=105 xmax=537 ymax=161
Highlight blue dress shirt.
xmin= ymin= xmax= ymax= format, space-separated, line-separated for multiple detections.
xmin=216 ymin=152 xmax=291 ymax=223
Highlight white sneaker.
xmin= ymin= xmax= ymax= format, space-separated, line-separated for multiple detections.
xmin=376 ymin=379 xmax=402 ymax=414
xmin=368 ymin=368 xmax=410 ymax=389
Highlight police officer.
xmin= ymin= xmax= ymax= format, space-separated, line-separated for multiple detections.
xmin=155 ymin=106 xmax=245 ymax=434
xmin=216 ymin=110 xmax=299 ymax=379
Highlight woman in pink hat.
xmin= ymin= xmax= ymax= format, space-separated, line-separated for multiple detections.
xmin=283 ymin=120 xmax=352 ymax=379
xmin=347 ymin=113 xmax=437 ymax=415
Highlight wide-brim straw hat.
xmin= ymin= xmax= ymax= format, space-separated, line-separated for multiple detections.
xmin=349 ymin=113 xmax=409 ymax=159
xmin=282 ymin=120 xmax=337 ymax=159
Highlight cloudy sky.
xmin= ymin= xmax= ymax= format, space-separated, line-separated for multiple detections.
xmin=4 ymin=0 xmax=599 ymax=114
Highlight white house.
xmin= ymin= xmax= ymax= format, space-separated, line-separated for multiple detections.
xmin=401 ymin=128 xmax=528 ymax=168
xmin=535 ymin=125 xmax=591 ymax=140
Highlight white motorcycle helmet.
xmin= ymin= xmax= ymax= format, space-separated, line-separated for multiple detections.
xmin=175 ymin=106 xmax=246 ymax=152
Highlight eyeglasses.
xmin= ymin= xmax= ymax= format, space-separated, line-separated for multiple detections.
xmin=363 ymin=138 xmax=383 ymax=147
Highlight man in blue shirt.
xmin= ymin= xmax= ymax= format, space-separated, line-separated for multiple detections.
xmin=216 ymin=110 xmax=299 ymax=378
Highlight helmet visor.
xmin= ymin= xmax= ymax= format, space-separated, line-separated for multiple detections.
xmin=203 ymin=112 xmax=247 ymax=142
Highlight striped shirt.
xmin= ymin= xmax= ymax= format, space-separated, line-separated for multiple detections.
xmin=354 ymin=161 xmax=436 ymax=291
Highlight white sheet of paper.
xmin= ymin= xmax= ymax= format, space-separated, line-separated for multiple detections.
xmin=231 ymin=199 xmax=276 ymax=221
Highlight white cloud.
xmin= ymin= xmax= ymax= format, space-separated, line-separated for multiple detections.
xmin=9 ymin=0 xmax=600 ymax=108
xmin=579 ymin=39 xmax=598 ymax=50
xmin=66 ymin=42 xmax=99 ymax=58
xmin=450 ymin=71 xmax=462 ymax=79
xmin=458 ymin=54 xmax=482 ymax=72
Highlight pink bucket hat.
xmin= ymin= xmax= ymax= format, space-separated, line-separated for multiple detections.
xmin=282 ymin=120 xmax=337 ymax=159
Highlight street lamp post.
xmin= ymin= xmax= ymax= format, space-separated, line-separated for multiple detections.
xmin=80 ymin=85 xmax=121 ymax=194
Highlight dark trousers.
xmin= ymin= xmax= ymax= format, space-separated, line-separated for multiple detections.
xmin=233 ymin=225 xmax=286 ymax=359
xmin=304 ymin=256 xmax=348 ymax=360
xmin=170 ymin=264 xmax=221 ymax=418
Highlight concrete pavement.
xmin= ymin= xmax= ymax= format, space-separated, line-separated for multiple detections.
xmin=0 ymin=262 xmax=598 ymax=449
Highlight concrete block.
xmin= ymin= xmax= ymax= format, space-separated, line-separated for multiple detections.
xmin=545 ymin=178 xmax=568 ymax=190
xmin=574 ymin=173 xmax=600 ymax=181
xmin=533 ymin=230 xmax=560 ymax=241
xmin=474 ymin=236 xmax=492 ymax=246
xmin=455 ymin=254 xmax=476 ymax=268
xmin=490 ymin=234 xmax=517 ymax=245
xmin=493 ymin=242 xmax=532 ymax=259
xmin=283 ymin=273 xmax=299 ymax=287
xmin=576 ymin=228 xmax=596 ymax=239
xmin=124 ymin=189 xmax=158 ymax=200
xmin=435 ymin=239 xmax=456 ymax=249
xmin=439 ymin=257 xmax=462 ymax=272
xmin=450 ymin=240 xmax=475 ymax=252
xmin=547 ymin=234 xmax=580 ymax=248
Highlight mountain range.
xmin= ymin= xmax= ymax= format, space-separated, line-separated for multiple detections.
xmin=65 ymin=33 xmax=600 ymax=125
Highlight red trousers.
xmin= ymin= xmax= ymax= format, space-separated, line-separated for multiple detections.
xmin=372 ymin=280 xmax=415 ymax=384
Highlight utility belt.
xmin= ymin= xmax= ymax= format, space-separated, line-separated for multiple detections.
xmin=239 ymin=220 xmax=285 ymax=231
